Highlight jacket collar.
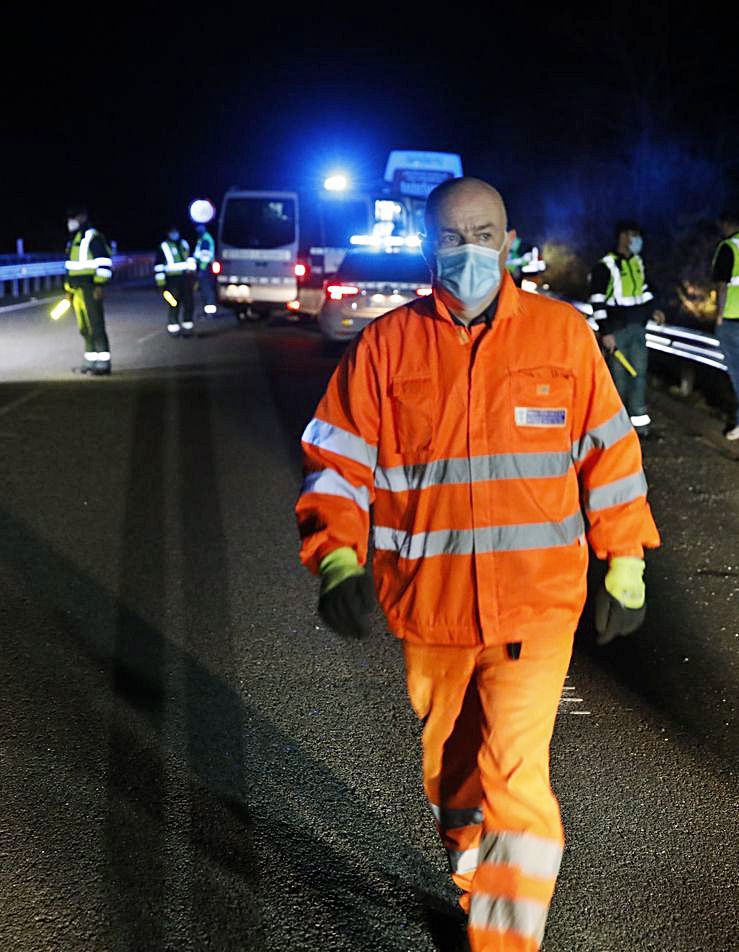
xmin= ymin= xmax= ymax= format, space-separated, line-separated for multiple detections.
xmin=428 ymin=269 xmax=522 ymax=325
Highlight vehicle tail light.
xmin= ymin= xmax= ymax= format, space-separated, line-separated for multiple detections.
xmin=415 ymin=286 xmax=433 ymax=297
xmin=286 ymin=299 xmax=301 ymax=312
xmin=294 ymin=262 xmax=308 ymax=279
xmin=326 ymin=284 xmax=360 ymax=301
xmin=212 ymin=260 xmax=222 ymax=275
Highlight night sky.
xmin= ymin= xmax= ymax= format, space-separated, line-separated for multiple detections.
xmin=3 ymin=2 xmax=737 ymax=254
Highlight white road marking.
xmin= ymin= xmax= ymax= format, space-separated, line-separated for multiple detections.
xmin=0 ymin=388 xmax=42 ymax=418
xmin=137 ymin=330 xmax=163 ymax=344
xmin=0 ymin=298 xmax=47 ymax=314
xmin=560 ymin=673 xmax=591 ymax=714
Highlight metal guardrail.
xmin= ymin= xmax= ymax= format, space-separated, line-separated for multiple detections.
xmin=0 ymin=253 xmax=155 ymax=299
xmin=571 ymin=301 xmax=727 ymax=375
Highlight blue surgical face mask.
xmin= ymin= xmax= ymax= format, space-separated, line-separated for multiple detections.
xmin=168 ymin=230 xmax=180 ymax=242
xmin=629 ymin=235 xmax=643 ymax=255
xmin=435 ymin=239 xmax=506 ymax=310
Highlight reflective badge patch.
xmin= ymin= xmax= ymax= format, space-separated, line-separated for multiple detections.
xmin=515 ymin=407 xmax=567 ymax=427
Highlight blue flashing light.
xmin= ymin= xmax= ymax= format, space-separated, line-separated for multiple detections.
xmin=324 ymin=173 xmax=349 ymax=192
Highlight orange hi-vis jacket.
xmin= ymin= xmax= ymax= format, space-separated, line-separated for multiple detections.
xmin=296 ymin=272 xmax=661 ymax=646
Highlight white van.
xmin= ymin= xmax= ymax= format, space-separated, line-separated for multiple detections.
xmin=216 ymin=189 xmax=299 ymax=320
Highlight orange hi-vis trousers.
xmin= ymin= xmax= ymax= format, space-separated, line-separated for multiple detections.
xmin=403 ymin=633 xmax=573 ymax=952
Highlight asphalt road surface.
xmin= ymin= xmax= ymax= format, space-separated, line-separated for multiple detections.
xmin=0 ymin=288 xmax=737 ymax=952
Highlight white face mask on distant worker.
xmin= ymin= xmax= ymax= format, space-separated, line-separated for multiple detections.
xmin=67 ymin=218 xmax=80 ymax=233
xmin=435 ymin=238 xmax=506 ymax=310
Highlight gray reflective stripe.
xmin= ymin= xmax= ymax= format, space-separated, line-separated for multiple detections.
xmin=373 ymin=511 xmax=584 ymax=560
xmin=301 ymin=469 xmax=370 ymax=511
xmin=431 ymin=803 xmax=484 ymax=829
xmin=730 ymin=276 xmax=739 ymax=286
xmin=469 ymin=895 xmax=549 ymax=944
xmin=375 ymin=452 xmax=572 ymax=493
xmin=79 ymin=228 xmax=95 ymax=262
xmin=589 ymin=293 xmax=606 ymax=303
xmin=302 ymin=418 xmax=378 ymax=471
xmin=479 ymin=830 xmax=563 ymax=879
xmin=448 ymin=846 xmax=479 ymax=874
xmin=585 ymin=470 xmax=647 ymax=512
xmin=161 ymin=241 xmax=175 ymax=265
xmin=572 ymin=407 xmax=632 ymax=461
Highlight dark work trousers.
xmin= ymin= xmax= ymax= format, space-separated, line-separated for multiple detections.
xmin=164 ymin=275 xmax=194 ymax=326
xmin=72 ymin=284 xmax=109 ymax=354
xmin=716 ymin=319 xmax=739 ymax=425
xmin=605 ymin=322 xmax=649 ymax=418
xmin=198 ymin=269 xmax=216 ymax=310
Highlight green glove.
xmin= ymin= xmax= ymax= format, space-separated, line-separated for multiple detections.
xmin=318 ymin=547 xmax=375 ymax=639
xmin=595 ymin=557 xmax=646 ymax=646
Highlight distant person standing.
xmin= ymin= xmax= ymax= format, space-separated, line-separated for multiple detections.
xmin=711 ymin=210 xmax=739 ymax=440
xmin=64 ymin=206 xmax=114 ymax=375
xmin=194 ymin=223 xmax=217 ymax=317
xmin=154 ymin=227 xmax=196 ymax=337
xmin=589 ymin=221 xmax=665 ymax=438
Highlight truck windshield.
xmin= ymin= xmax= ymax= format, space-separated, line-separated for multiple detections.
xmin=221 ymin=197 xmax=296 ymax=249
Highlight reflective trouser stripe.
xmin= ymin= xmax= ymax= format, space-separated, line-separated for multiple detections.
xmin=431 ymin=803 xmax=484 ymax=829
xmin=630 ymin=413 xmax=651 ymax=427
xmin=584 ymin=469 xmax=647 ymax=512
xmin=301 ymin=469 xmax=370 ymax=511
xmin=84 ymin=352 xmax=98 ymax=361
xmin=479 ymin=831 xmax=563 ymax=879
xmin=448 ymin=846 xmax=480 ymax=874
xmin=469 ymin=895 xmax=549 ymax=945
xmin=96 ymin=351 xmax=111 ymax=361
xmin=373 ymin=511 xmax=584 ymax=560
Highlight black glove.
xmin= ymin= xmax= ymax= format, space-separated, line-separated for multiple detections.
xmin=594 ymin=588 xmax=646 ymax=646
xmin=318 ymin=572 xmax=375 ymax=639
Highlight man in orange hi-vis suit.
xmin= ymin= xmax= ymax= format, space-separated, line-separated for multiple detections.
xmin=296 ymin=178 xmax=660 ymax=952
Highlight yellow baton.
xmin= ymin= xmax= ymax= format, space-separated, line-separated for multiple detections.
xmin=613 ymin=349 xmax=637 ymax=377
xmin=50 ymin=298 xmax=72 ymax=321
xmin=163 ymin=290 xmax=178 ymax=308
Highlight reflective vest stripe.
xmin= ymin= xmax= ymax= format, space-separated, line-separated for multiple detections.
xmin=584 ymin=470 xmax=647 ymax=512
xmin=572 ymin=407 xmax=633 ymax=462
xmin=373 ymin=510 xmax=585 ymax=560
xmin=301 ymin=469 xmax=370 ymax=511
xmin=479 ymin=830 xmax=563 ymax=879
xmin=302 ymin=418 xmax=378 ymax=471
xmin=601 ymin=253 xmax=652 ymax=306
xmin=431 ymin=804 xmax=484 ymax=829
xmin=724 ymin=237 xmax=739 ymax=317
xmin=468 ymin=895 xmax=549 ymax=944
xmin=375 ymin=451 xmax=572 ymax=493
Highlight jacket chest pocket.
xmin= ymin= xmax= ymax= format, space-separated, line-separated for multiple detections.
xmin=389 ymin=376 xmax=435 ymax=455
xmin=508 ymin=367 xmax=573 ymax=449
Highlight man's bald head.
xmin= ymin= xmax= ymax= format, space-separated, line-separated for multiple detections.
xmin=424 ymin=177 xmax=508 ymax=238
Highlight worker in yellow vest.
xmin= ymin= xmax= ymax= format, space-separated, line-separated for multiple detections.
xmin=589 ymin=221 xmax=665 ymax=438
xmin=711 ymin=210 xmax=739 ymax=440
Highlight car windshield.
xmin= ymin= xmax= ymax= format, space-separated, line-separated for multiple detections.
xmin=221 ymin=197 xmax=296 ymax=249
xmin=337 ymin=251 xmax=431 ymax=283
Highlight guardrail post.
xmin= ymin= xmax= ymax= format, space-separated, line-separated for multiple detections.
xmin=679 ymin=364 xmax=695 ymax=397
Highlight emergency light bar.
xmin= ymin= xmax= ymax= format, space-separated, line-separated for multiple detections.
xmin=349 ymin=234 xmax=422 ymax=250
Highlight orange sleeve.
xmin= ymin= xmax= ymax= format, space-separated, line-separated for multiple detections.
xmin=570 ymin=320 xmax=661 ymax=559
xmin=295 ymin=334 xmax=381 ymax=573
